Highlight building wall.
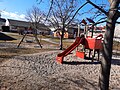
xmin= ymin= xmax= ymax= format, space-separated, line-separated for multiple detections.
xmin=0 ymin=21 xmax=6 ymax=30
xmin=114 ymin=24 xmax=120 ymax=37
xmin=54 ymin=31 xmax=68 ymax=38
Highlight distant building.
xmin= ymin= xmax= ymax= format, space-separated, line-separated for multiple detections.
xmin=114 ymin=24 xmax=120 ymax=37
xmin=31 ymin=22 xmax=51 ymax=35
xmin=7 ymin=19 xmax=51 ymax=35
xmin=50 ymin=24 xmax=84 ymax=39
xmin=0 ymin=18 xmax=6 ymax=31
xmin=67 ymin=24 xmax=84 ymax=38
xmin=8 ymin=19 xmax=30 ymax=33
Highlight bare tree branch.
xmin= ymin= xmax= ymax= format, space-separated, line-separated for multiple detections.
xmin=94 ymin=20 xmax=106 ymax=25
xmin=97 ymin=17 xmax=107 ymax=22
xmin=55 ymin=0 xmax=64 ymax=21
xmin=26 ymin=6 xmax=45 ymax=23
xmin=118 ymin=11 xmax=120 ymax=16
xmin=44 ymin=0 xmax=54 ymax=22
xmin=118 ymin=6 xmax=120 ymax=10
xmin=108 ymin=0 xmax=112 ymax=3
xmin=86 ymin=0 xmax=108 ymax=16
xmin=36 ymin=0 xmax=42 ymax=4
xmin=47 ymin=19 xmax=57 ymax=29
xmin=51 ymin=10 xmax=60 ymax=27
xmin=66 ymin=1 xmax=88 ymax=27
xmin=116 ymin=21 xmax=120 ymax=24
xmin=116 ymin=11 xmax=120 ymax=19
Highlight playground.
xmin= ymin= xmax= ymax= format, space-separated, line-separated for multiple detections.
xmin=0 ymin=17 xmax=119 ymax=89
xmin=0 ymin=31 xmax=120 ymax=90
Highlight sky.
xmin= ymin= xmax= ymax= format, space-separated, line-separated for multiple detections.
xmin=0 ymin=0 xmax=119 ymax=24
xmin=0 ymin=0 xmax=49 ymax=21
xmin=0 ymin=0 xmax=107 ymax=21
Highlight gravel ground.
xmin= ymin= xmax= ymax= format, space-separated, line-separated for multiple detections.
xmin=0 ymin=42 xmax=120 ymax=90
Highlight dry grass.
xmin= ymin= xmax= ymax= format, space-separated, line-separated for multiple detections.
xmin=0 ymin=48 xmax=57 ymax=62
xmin=0 ymin=33 xmax=59 ymax=61
xmin=3 ymin=32 xmax=120 ymax=59
xmin=3 ymin=32 xmax=73 ymax=46
xmin=48 ymin=38 xmax=74 ymax=48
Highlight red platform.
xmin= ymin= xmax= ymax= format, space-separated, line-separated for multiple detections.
xmin=76 ymin=37 xmax=103 ymax=61
xmin=76 ymin=51 xmax=85 ymax=58
xmin=85 ymin=38 xmax=102 ymax=50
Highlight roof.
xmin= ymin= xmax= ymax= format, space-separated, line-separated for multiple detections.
xmin=8 ymin=19 xmax=30 ymax=27
xmin=8 ymin=19 xmax=50 ymax=31
xmin=0 ymin=18 xmax=6 ymax=22
xmin=31 ymin=23 xmax=51 ymax=31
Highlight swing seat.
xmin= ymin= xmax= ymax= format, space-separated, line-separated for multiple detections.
xmin=26 ymin=39 xmax=33 ymax=43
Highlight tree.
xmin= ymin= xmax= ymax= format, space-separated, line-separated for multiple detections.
xmin=37 ymin=0 xmax=120 ymax=89
xmin=47 ymin=0 xmax=76 ymax=50
xmin=26 ymin=6 xmax=45 ymax=28
xmin=25 ymin=6 xmax=46 ymax=48
xmin=46 ymin=0 xmax=88 ymax=50
xmin=86 ymin=0 xmax=120 ymax=89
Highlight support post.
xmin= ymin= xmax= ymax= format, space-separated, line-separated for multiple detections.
xmin=77 ymin=24 xmax=80 ymax=37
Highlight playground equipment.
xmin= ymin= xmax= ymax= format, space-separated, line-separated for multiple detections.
xmin=56 ymin=35 xmax=103 ymax=64
xmin=56 ymin=37 xmax=85 ymax=63
xmin=76 ymin=34 xmax=103 ymax=61
xmin=17 ymin=28 xmax=42 ymax=48
xmin=56 ymin=19 xmax=103 ymax=64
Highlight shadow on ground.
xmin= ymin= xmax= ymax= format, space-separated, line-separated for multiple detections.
xmin=63 ymin=61 xmax=100 ymax=65
xmin=112 ymin=58 xmax=120 ymax=65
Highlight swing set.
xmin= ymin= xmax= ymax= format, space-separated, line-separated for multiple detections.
xmin=17 ymin=27 xmax=42 ymax=48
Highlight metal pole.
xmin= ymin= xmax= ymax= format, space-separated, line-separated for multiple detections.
xmin=77 ymin=24 xmax=80 ymax=37
xmin=91 ymin=24 xmax=94 ymax=38
xmin=85 ymin=25 xmax=88 ymax=37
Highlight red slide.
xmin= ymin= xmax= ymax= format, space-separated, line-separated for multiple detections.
xmin=56 ymin=37 xmax=84 ymax=64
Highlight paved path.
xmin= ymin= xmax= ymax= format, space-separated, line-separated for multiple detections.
xmin=41 ymin=38 xmax=75 ymax=44
xmin=42 ymin=38 xmax=59 ymax=44
xmin=114 ymin=37 xmax=120 ymax=42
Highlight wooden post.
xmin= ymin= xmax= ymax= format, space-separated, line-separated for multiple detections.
xmin=17 ymin=31 xmax=27 ymax=48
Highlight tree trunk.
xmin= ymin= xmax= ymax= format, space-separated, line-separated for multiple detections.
xmin=99 ymin=0 xmax=119 ymax=89
xmin=99 ymin=20 xmax=115 ymax=90
xmin=59 ymin=27 xmax=64 ymax=50
xmin=60 ymin=20 xmax=65 ymax=50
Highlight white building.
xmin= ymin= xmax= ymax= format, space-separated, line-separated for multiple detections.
xmin=114 ymin=24 xmax=120 ymax=37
